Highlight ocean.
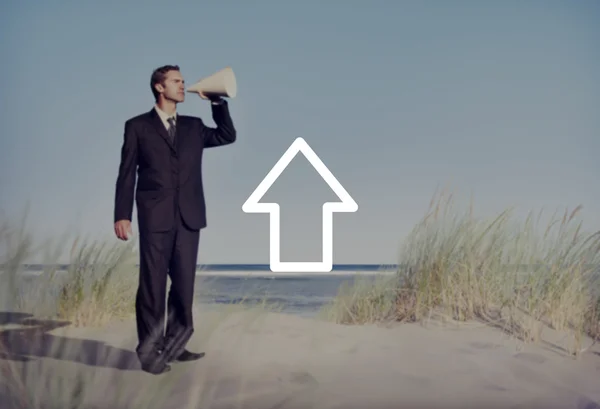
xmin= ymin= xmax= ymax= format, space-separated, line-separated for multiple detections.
xmin=195 ymin=264 xmax=397 ymax=317
xmin=10 ymin=262 xmax=600 ymax=318
xmin=15 ymin=264 xmax=398 ymax=318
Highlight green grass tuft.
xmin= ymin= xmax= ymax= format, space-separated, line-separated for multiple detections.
xmin=0 ymin=214 xmax=283 ymax=409
xmin=322 ymin=188 xmax=600 ymax=357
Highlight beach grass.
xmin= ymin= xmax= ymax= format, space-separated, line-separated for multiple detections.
xmin=0 ymin=216 xmax=139 ymax=327
xmin=321 ymin=189 xmax=600 ymax=356
xmin=2 ymin=188 xmax=600 ymax=407
xmin=0 ymin=217 xmax=285 ymax=409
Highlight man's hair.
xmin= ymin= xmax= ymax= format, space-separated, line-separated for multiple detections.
xmin=150 ymin=65 xmax=180 ymax=102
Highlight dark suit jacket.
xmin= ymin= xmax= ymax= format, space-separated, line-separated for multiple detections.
xmin=114 ymin=100 xmax=236 ymax=233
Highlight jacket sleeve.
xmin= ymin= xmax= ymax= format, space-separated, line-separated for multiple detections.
xmin=114 ymin=120 xmax=138 ymax=222
xmin=201 ymin=100 xmax=237 ymax=148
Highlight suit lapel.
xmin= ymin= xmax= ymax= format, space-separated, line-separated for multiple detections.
xmin=147 ymin=108 xmax=176 ymax=153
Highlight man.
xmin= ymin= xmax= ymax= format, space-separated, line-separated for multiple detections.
xmin=113 ymin=65 xmax=236 ymax=375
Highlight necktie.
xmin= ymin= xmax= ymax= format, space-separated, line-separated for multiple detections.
xmin=167 ymin=117 xmax=176 ymax=144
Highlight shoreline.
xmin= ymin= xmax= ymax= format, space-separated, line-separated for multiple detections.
xmin=17 ymin=270 xmax=398 ymax=278
xmin=196 ymin=270 xmax=397 ymax=277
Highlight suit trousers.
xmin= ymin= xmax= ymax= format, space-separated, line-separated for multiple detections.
xmin=135 ymin=204 xmax=200 ymax=360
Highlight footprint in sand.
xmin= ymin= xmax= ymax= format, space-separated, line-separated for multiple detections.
xmin=288 ymin=371 xmax=319 ymax=387
xmin=455 ymin=346 xmax=477 ymax=355
xmin=513 ymin=352 xmax=546 ymax=364
xmin=469 ymin=341 xmax=501 ymax=350
xmin=480 ymin=382 xmax=509 ymax=392
xmin=507 ymin=361 xmax=550 ymax=389
xmin=401 ymin=374 xmax=432 ymax=388
xmin=511 ymin=394 xmax=600 ymax=409
xmin=344 ymin=345 xmax=359 ymax=354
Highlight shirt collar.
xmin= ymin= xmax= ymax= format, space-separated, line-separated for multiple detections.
xmin=154 ymin=105 xmax=177 ymax=122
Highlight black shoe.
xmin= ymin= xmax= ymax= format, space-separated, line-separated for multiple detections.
xmin=141 ymin=360 xmax=171 ymax=375
xmin=169 ymin=349 xmax=205 ymax=363
xmin=139 ymin=348 xmax=171 ymax=375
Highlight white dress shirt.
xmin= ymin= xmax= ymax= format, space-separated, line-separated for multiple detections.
xmin=154 ymin=98 xmax=224 ymax=132
xmin=154 ymin=105 xmax=177 ymax=132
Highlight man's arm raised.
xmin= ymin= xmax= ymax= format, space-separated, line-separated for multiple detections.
xmin=114 ymin=120 xmax=138 ymax=240
xmin=200 ymin=98 xmax=237 ymax=148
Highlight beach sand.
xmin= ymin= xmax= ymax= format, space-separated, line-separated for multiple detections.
xmin=1 ymin=307 xmax=599 ymax=409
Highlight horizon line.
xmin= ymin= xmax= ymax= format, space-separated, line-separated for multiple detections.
xmin=11 ymin=262 xmax=399 ymax=268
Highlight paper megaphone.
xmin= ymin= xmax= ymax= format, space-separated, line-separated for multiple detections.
xmin=186 ymin=66 xmax=237 ymax=98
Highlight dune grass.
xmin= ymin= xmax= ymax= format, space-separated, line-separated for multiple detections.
xmin=0 ymin=217 xmax=285 ymax=409
xmin=321 ymin=189 xmax=600 ymax=357
xmin=2 ymin=188 xmax=600 ymax=407
xmin=0 ymin=217 xmax=139 ymax=327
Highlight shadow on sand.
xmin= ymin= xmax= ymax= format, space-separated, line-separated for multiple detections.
xmin=0 ymin=311 xmax=140 ymax=371
xmin=0 ymin=311 xmax=322 ymax=409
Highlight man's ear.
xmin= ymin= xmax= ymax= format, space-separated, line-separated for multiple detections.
xmin=155 ymin=83 xmax=164 ymax=93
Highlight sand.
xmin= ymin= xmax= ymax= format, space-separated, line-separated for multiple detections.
xmin=1 ymin=307 xmax=599 ymax=409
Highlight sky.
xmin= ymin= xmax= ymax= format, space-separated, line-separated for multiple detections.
xmin=0 ymin=1 xmax=599 ymax=265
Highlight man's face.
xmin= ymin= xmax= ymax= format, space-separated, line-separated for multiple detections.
xmin=158 ymin=70 xmax=185 ymax=103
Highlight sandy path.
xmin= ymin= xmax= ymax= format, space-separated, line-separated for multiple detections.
xmin=1 ymin=308 xmax=599 ymax=408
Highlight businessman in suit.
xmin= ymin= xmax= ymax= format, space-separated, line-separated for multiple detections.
xmin=113 ymin=65 xmax=236 ymax=374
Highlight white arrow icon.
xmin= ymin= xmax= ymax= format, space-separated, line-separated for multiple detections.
xmin=242 ymin=137 xmax=358 ymax=273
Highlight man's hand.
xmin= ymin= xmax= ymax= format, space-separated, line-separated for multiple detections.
xmin=114 ymin=220 xmax=132 ymax=241
xmin=197 ymin=91 xmax=223 ymax=104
